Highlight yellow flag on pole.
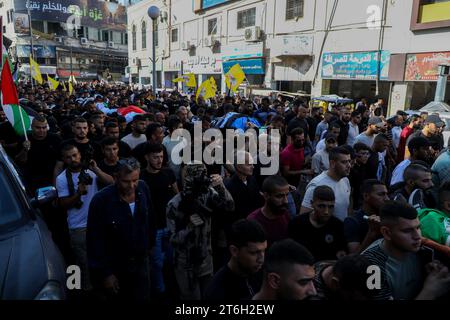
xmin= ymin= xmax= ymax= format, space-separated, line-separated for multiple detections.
xmin=225 ymin=63 xmax=245 ymax=92
xmin=29 ymin=55 xmax=43 ymax=84
xmin=186 ymin=73 xmax=197 ymax=88
xmin=196 ymin=78 xmax=216 ymax=101
xmin=61 ymin=81 xmax=67 ymax=92
xmin=47 ymin=74 xmax=60 ymax=90
xmin=68 ymin=81 xmax=73 ymax=95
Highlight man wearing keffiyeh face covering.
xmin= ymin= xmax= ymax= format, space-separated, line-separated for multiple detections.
xmin=166 ymin=162 xmax=235 ymax=300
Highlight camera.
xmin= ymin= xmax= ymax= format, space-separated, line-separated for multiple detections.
xmin=78 ymin=170 xmax=93 ymax=194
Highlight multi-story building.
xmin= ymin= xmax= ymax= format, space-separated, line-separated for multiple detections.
xmin=128 ymin=0 xmax=450 ymax=112
xmin=1 ymin=0 xmax=129 ymax=81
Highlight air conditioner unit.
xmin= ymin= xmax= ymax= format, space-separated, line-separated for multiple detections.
xmin=108 ymin=41 xmax=115 ymax=48
xmin=181 ymin=41 xmax=191 ymax=50
xmin=54 ymin=36 xmax=63 ymax=43
xmin=80 ymin=37 xmax=88 ymax=45
xmin=244 ymin=26 xmax=261 ymax=42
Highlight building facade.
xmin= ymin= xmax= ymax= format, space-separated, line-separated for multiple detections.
xmin=127 ymin=0 xmax=450 ymax=112
xmin=1 ymin=0 xmax=129 ymax=81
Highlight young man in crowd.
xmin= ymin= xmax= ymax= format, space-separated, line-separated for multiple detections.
xmin=344 ymin=179 xmax=389 ymax=254
xmin=289 ymin=186 xmax=347 ymax=260
xmin=121 ymin=114 xmax=147 ymax=150
xmin=301 ymin=147 xmax=352 ymax=222
xmin=315 ymin=122 xmax=341 ymax=153
xmin=349 ymin=143 xmax=371 ymax=209
xmin=247 ymin=175 xmax=291 ymax=247
xmin=362 ymin=201 xmax=450 ymax=300
xmin=347 ymin=111 xmax=361 ymax=146
xmin=204 ymin=219 xmax=267 ymax=301
xmin=253 ymin=239 xmax=317 ymax=300
xmin=104 ymin=122 xmax=131 ymax=158
xmin=397 ymin=114 xmax=423 ymax=163
xmin=311 ymin=134 xmax=337 ymax=176
xmin=365 ymin=134 xmax=390 ymax=184
xmin=354 ymin=116 xmax=385 ymax=147
xmin=280 ymin=128 xmax=310 ymax=187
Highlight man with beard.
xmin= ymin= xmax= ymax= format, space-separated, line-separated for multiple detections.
xmin=289 ymin=186 xmax=347 ymax=260
xmin=331 ymin=105 xmax=351 ymax=146
xmin=247 ymin=176 xmax=291 ymax=247
xmin=140 ymin=143 xmax=178 ymax=297
xmin=87 ymin=158 xmax=155 ymax=301
xmin=406 ymin=115 xmax=445 ymax=158
xmin=349 ymin=143 xmax=371 ymax=209
xmin=354 ymin=116 xmax=385 ymax=148
xmin=253 ymin=239 xmax=317 ymax=300
xmin=104 ymin=122 xmax=132 ymax=158
xmin=121 ymin=114 xmax=147 ymax=150
xmin=391 ymin=137 xmax=431 ymax=186
xmin=312 ymin=134 xmax=337 ymax=176
xmin=391 ymin=163 xmax=435 ymax=211
xmin=56 ymin=144 xmax=99 ymax=291
xmin=347 ymin=111 xmax=361 ymax=146
xmin=344 ymin=179 xmax=389 ymax=254
xmin=204 ymin=219 xmax=267 ymax=301
xmin=280 ymin=128 xmax=311 ymax=187
xmin=54 ymin=117 xmax=100 ymax=182
xmin=301 ymin=147 xmax=352 ymax=222
xmin=362 ymin=201 xmax=450 ymax=300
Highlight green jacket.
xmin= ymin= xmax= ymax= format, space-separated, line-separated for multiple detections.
xmin=418 ymin=208 xmax=450 ymax=246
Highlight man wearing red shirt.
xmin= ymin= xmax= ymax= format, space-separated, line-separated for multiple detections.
xmin=397 ymin=115 xmax=422 ymax=163
xmin=280 ymin=128 xmax=311 ymax=187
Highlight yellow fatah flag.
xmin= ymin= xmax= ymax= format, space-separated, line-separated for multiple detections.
xmin=196 ymin=78 xmax=215 ymax=101
xmin=29 ymin=55 xmax=43 ymax=84
xmin=225 ymin=63 xmax=245 ymax=92
xmin=69 ymin=81 xmax=74 ymax=95
xmin=209 ymin=77 xmax=217 ymax=93
xmin=47 ymin=74 xmax=60 ymax=90
xmin=186 ymin=73 xmax=197 ymax=88
xmin=172 ymin=76 xmax=185 ymax=83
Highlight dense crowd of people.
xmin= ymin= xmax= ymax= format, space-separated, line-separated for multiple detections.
xmin=0 ymin=80 xmax=449 ymax=301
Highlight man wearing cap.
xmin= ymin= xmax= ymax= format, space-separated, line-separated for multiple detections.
xmin=406 ymin=114 xmax=445 ymax=158
xmin=354 ymin=116 xmax=385 ymax=148
xmin=391 ymin=136 xmax=432 ymax=186
xmin=312 ymin=134 xmax=337 ymax=176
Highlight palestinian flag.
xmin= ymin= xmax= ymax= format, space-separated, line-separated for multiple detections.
xmin=1 ymin=59 xmax=31 ymax=136
xmin=117 ymin=105 xmax=146 ymax=123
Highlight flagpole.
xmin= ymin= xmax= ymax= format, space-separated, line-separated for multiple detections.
xmin=27 ymin=0 xmax=34 ymax=89
xmin=18 ymin=106 xmax=29 ymax=141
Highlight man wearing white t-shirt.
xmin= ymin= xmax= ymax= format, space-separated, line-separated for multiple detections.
xmin=121 ymin=114 xmax=147 ymax=150
xmin=56 ymin=144 xmax=99 ymax=291
xmin=301 ymin=147 xmax=352 ymax=221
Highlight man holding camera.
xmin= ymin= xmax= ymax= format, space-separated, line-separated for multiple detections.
xmin=166 ymin=162 xmax=234 ymax=300
xmin=55 ymin=144 xmax=102 ymax=292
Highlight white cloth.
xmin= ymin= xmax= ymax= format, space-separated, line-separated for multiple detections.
xmin=311 ymin=149 xmax=330 ymax=175
xmin=301 ymin=171 xmax=351 ymax=221
xmin=392 ymin=126 xmax=402 ymax=149
xmin=354 ymin=132 xmax=375 ymax=148
xmin=121 ymin=133 xmax=147 ymax=150
xmin=315 ymin=138 xmax=326 ymax=153
xmin=96 ymin=102 xmax=116 ymax=115
xmin=390 ymin=159 xmax=411 ymax=186
xmin=347 ymin=122 xmax=360 ymax=146
xmin=56 ymin=169 xmax=98 ymax=229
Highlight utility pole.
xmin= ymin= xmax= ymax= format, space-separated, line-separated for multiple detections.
xmin=27 ymin=0 xmax=34 ymax=89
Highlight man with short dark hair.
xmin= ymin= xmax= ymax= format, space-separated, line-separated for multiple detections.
xmin=253 ymin=239 xmax=317 ymax=300
xmin=406 ymin=114 xmax=445 ymax=156
xmin=349 ymin=143 xmax=371 ymax=209
xmin=104 ymin=122 xmax=131 ymax=158
xmin=362 ymin=201 xmax=450 ymax=300
xmin=97 ymin=137 xmax=120 ymax=189
xmin=312 ymin=134 xmax=337 ymax=176
xmin=247 ymin=176 xmax=291 ymax=246
xmin=121 ymin=114 xmax=147 ymax=150
xmin=289 ymin=186 xmax=347 ymax=260
xmin=287 ymin=105 xmax=309 ymax=137
xmin=331 ymin=106 xmax=351 ymax=146
xmin=301 ymin=147 xmax=352 ymax=221
xmin=87 ymin=158 xmax=155 ymax=301
xmin=313 ymin=255 xmax=372 ymax=300
xmin=391 ymin=136 xmax=431 ymax=186
xmin=344 ymin=179 xmax=389 ymax=254
xmin=347 ymin=111 xmax=361 ymax=146
xmin=253 ymin=97 xmax=277 ymax=125
xmin=397 ymin=114 xmax=423 ymax=162
xmin=354 ymin=116 xmax=385 ymax=148
xmin=280 ymin=128 xmax=310 ymax=186
xmin=315 ymin=122 xmax=340 ymax=152
xmin=204 ymin=219 xmax=267 ymax=301
xmin=366 ymin=134 xmax=390 ymax=184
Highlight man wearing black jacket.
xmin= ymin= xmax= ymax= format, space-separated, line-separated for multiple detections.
xmin=87 ymin=157 xmax=155 ymax=301
xmin=331 ymin=105 xmax=351 ymax=146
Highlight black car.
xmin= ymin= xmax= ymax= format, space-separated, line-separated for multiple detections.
xmin=0 ymin=146 xmax=66 ymax=299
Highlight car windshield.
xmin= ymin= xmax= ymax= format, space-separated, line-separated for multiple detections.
xmin=0 ymin=163 xmax=23 ymax=227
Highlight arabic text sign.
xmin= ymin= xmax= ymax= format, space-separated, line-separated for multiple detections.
xmin=14 ymin=0 xmax=127 ymax=31
xmin=321 ymin=51 xmax=390 ymax=80
xmin=405 ymin=52 xmax=450 ymax=81
xmin=222 ymin=43 xmax=263 ymax=61
xmin=222 ymin=59 xmax=265 ymax=75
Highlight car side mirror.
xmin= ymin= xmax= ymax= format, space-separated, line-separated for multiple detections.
xmin=31 ymin=186 xmax=58 ymax=208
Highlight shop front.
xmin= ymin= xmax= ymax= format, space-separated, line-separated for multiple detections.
xmin=321 ymin=51 xmax=391 ymax=102
xmin=404 ymin=51 xmax=450 ymax=108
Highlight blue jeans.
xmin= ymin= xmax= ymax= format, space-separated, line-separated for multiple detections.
xmin=150 ymin=228 xmax=172 ymax=293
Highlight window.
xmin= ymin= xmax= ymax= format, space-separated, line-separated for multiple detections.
xmin=125 ymin=33 xmax=128 ymax=45
xmin=237 ymin=8 xmax=256 ymax=29
xmin=171 ymin=28 xmax=178 ymax=43
xmin=208 ymin=18 xmax=217 ymax=35
xmin=141 ymin=21 xmax=147 ymax=49
xmin=31 ymin=20 xmax=44 ymax=33
xmin=132 ymin=24 xmax=136 ymax=50
xmin=286 ymin=0 xmax=304 ymax=20
xmin=154 ymin=22 xmax=159 ymax=47
xmin=411 ymin=0 xmax=450 ymax=30
xmin=102 ymin=30 xmax=109 ymax=42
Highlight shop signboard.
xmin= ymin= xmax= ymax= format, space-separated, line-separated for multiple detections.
xmin=17 ymin=45 xmax=56 ymax=58
xmin=222 ymin=58 xmax=265 ymax=75
xmin=321 ymin=51 xmax=390 ymax=80
xmin=405 ymin=52 xmax=450 ymax=81
xmin=222 ymin=42 xmax=263 ymax=61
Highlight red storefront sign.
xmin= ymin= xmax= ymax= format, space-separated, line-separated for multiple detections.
xmin=405 ymin=52 xmax=450 ymax=81
xmin=57 ymin=69 xmax=81 ymax=77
